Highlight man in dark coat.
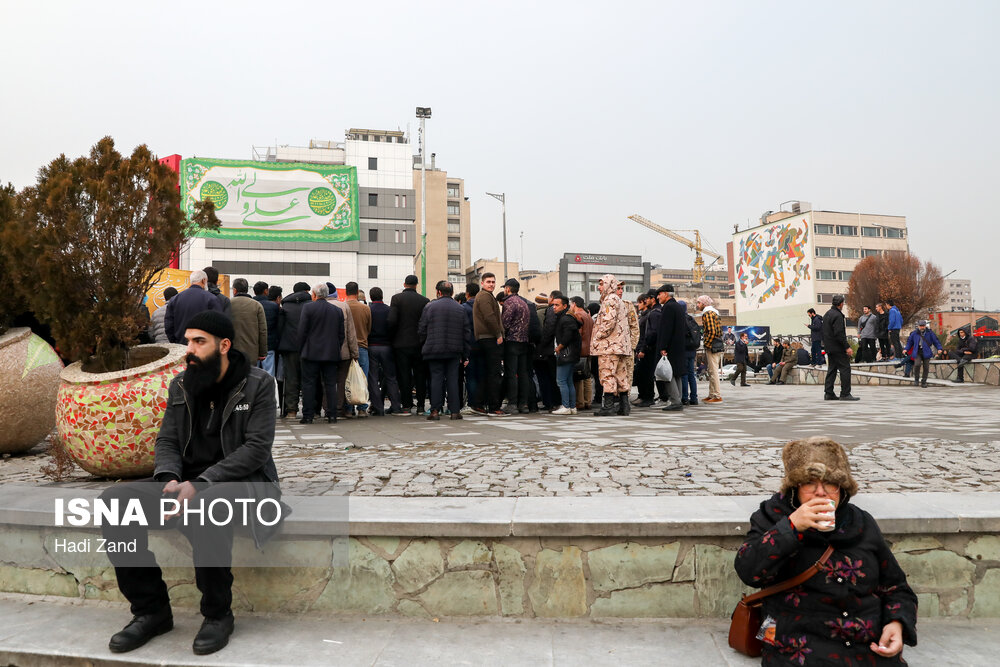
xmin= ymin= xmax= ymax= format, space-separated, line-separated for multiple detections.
xmin=806 ymin=307 xmax=824 ymax=365
xmin=822 ymin=295 xmax=858 ymax=400
xmin=203 ymin=266 xmax=232 ymax=317
xmin=99 ymin=310 xmax=284 ymax=656
xmin=368 ymin=286 xmax=403 ymax=415
xmin=388 ymin=274 xmax=430 ymax=414
xmin=276 ymin=282 xmax=311 ymax=418
xmin=298 ymin=283 xmax=345 ymax=424
xmin=418 ymin=281 xmax=470 ymax=420
xmin=165 ymin=270 xmax=222 ymax=344
xmin=655 ymin=284 xmax=686 ymax=411
xmin=253 ymin=281 xmax=280 ymax=376
xmin=730 ymin=332 xmax=751 ymax=387
xmin=461 ymin=283 xmax=484 ymax=413
xmin=953 ymin=327 xmax=978 ymax=383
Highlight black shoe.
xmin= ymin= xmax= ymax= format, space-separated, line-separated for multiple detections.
xmin=636 ymin=399 xmax=656 ymax=408
xmin=824 ymin=394 xmax=839 ymax=400
xmin=840 ymin=394 xmax=860 ymax=401
xmin=109 ymin=607 xmax=173 ymax=653
xmin=192 ymin=612 xmax=234 ymax=655
xmin=681 ymin=398 xmax=690 ymax=405
xmin=920 ymin=383 xmax=928 ymax=388
xmin=661 ymin=403 xmax=683 ymax=412
xmin=327 ymin=415 xmax=337 ymax=423
xmin=450 ymin=413 xmax=463 ymax=420
xmin=299 ymin=417 xmax=313 ymax=424
xmin=954 ymin=377 xmax=965 ymax=383
xmin=729 ymin=377 xmax=736 ymax=386
xmin=740 ymin=383 xmax=751 ymax=387
xmin=689 ymin=398 xmax=698 ymax=405
xmin=594 ymin=394 xmax=618 ymax=416
xmin=776 ymin=381 xmax=785 ymax=385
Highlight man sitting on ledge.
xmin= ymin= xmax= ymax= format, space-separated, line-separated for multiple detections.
xmin=99 ymin=310 xmax=284 ymax=656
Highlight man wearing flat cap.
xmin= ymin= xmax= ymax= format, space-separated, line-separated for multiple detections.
xmin=821 ymin=295 xmax=858 ymax=401
xmin=904 ymin=319 xmax=943 ymax=388
xmin=99 ymin=309 xmax=284 ymax=656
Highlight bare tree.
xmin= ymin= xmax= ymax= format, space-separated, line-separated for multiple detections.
xmin=846 ymin=253 xmax=945 ymax=326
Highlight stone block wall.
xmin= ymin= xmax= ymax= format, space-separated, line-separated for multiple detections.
xmin=3 ymin=529 xmax=1000 ymax=619
xmin=792 ymin=360 xmax=1000 ymax=386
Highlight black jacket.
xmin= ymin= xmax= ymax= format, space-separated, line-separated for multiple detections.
xmin=537 ymin=305 xmax=558 ymax=358
xmin=822 ymin=306 xmax=849 ymax=353
xmin=809 ymin=314 xmax=824 ymax=342
xmin=207 ymin=282 xmax=232 ymax=317
xmin=734 ymin=340 xmax=749 ymax=365
xmin=298 ymin=299 xmax=345 ymax=362
xmin=389 ymin=288 xmax=430 ymax=349
xmin=656 ymin=298 xmax=687 ymax=375
xmin=152 ymin=353 xmax=283 ymax=546
xmin=957 ymin=332 xmax=978 ymax=356
xmin=876 ymin=311 xmax=890 ymax=338
xmin=277 ymin=290 xmax=311 ymax=353
xmin=254 ymin=296 xmax=281 ymax=351
xmin=165 ymin=285 xmax=223 ymax=344
xmin=553 ymin=310 xmax=582 ymax=365
xmin=369 ymin=301 xmax=392 ymax=346
xmin=418 ymin=295 xmax=470 ymax=360
xmin=735 ymin=492 xmax=917 ymax=665
xmin=644 ymin=304 xmax=662 ymax=352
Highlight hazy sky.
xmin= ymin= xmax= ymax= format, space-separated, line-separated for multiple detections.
xmin=3 ymin=1 xmax=998 ymax=307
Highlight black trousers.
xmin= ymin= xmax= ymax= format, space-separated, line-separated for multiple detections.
xmin=534 ymin=355 xmax=558 ymax=409
xmin=889 ymin=330 xmax=903 ymax=358
xmin=953 ymin=351 xmax=973 ymax=381
xmin=100 ymin=480 xmax=237 ymax=619
xmin=301 ymin=359 xmax=339 ymax=420
xmin=503 ymin=341 xmax=531 ymax=408
xmin=734 ymin=362 xmax=747 ymax=384
xmin=824 ymin=351 xmax=852 ymax=397
xmin=368 ymin=345 xmax=401 ymax=414
xmin=279 ymin=351 xmax=301 ymax=414
xmin=878 ymin=337 xmax=891 ymax=360
xmin=913 ymin=357 xmax=931 ymax=385
xmin=635 ymin=352 xmax=656 ymax=400
xmin=478 ymin=339 xmax=504 ymax=411
xmin=395 ymin=346 xmax=427 ymax=411
xmin=428 ymin=357 xmax=461 ymax=414
xmin=860 ymin=339 xmax=877 ymax=363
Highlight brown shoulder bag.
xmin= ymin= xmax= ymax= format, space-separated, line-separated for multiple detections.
xmin=729 ymin=544 xmax=834 ymax=657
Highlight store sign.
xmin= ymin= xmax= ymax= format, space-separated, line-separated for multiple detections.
xmin=567 ymin=253 xmax=640 ymax=265
xmin=180 ymin=158 xmax=359 ymax=243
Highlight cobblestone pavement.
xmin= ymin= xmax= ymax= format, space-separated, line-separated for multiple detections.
xmin=4 ymin=384 xmax=1000 ymax=497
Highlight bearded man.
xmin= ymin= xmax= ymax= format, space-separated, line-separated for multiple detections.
xmin=98 ymin=310 xmax=284 ymax=656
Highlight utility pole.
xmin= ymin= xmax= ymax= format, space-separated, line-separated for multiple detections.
xmin=416 ymin=106 xmax=432 ymax=296
xmin=486 ymin=191 xmax=508 ymax=281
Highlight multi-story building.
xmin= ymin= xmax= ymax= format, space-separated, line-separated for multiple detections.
xmin=180 ymin=128 xmax=417 ymax=296
xmin=559 ymin=253 xmax=650 ymax=304
xmin=466 ymin=258 xmax=521 ymax=288
xmin=729 ymin=202 xmax=908 ymax=334
xmin=649 ymin=267 xmax=734 ymax=315
xmin=413 ymin=153 xmax=472 ymax=293
xmin=942 ymin=278 xmax=973 ymax=311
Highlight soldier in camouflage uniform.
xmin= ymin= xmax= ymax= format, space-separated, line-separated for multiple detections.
xmin=591 ymin=274 xmax=632 ymax=416
xmin=619 ymin=280 xmax=640 ymax=415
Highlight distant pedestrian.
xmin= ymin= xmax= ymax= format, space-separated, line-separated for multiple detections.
xmin=230 ymin=278 xmax=267 ymax=367
xmin=388 ymin=275 xmax=428 ymax=415
xmin=904 ymin=320 xmax=943 ymax=388
xmin=730 ymin=332 xmax=751 ymax=387
xmin=887 ymin=300 xmax=903 ymax=358
xmin=165 ymin=270 xmax=221 ymax=344
xmin=655 ymin=284 xmax=686 ymax=411
xmin=806 ymin=307 xmax=824 ymax=365
xmin=253 ymin=281 xmax=280 ymax=376
xmin=571 ymin=296 xmax=594 ymax=411
xmin=875 ymin=303 xmax=891 ymax=360
xmin=418 ymin=281 xmax=469 ymax=420
xmin=345 ymin=281 xmax=371 ymax=418
xmin=203 ymin=266 xmax=231 ymax=316
xmin=327 ymin=282 xmax=359 ymax=418
xmin=857 ymin=305 xmax=878 ymax=363
xmin=952 ymin=327 xmax=978 ymax=383
xmin=551 ymin=295 xmax=582 ymax=415
xmin=698 ymin=295 xmax=723 ymax=403
xmin=500 ymin=278 xmax=532 ymax=413
xmin=461 ymin=283 xmax=484 ymax=413
xmin=298 ymin=283 xmax=345 ymax=424
xmin=591 ymin=274 xmax=631 ymax=416
xmin=471 ymin=273 xmax=505 ymax=415
xmin=677 ymin=300 xmax=699 ymax=406
xmin=148 ymin=286 xmax=177 ymax=344
xmin=367 ymin=287 xmax=403 ymax=416
xmin=822 ymin=295 xmax=858 ymax=400
xmin=276 ymin=282 xmax=311 ymax=419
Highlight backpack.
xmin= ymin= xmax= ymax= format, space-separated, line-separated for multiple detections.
xmin=685 ymin=314 xmax=702 ymax=351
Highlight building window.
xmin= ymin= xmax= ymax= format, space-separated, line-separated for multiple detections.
xmin=839 ymin=271 xmax=853 ymax=281
xmin=447 ymin=239 xmax=460 ymax=251
xmin=368 ymin=265 xmax=378 ymax=279
xmin=837 ymin=248 xmax=859 ymax=259
xmin=395 ymin=194 xmax=400 ymax=207
xmin=861 ymin=226 xmax=881 ymax=237
xmin=815 ymin=224 xmax=835 ymax=235
xmin=447 ymin=204 xmax=460 ymax=215
xmin=368 ymin=229 xmax=378 ymax=242
xmin=817 ymin=293 xmax=837 ymax=303
xmin=862 ymin=248 xmax=882 ymax=258
xmin=569 ymin=281 xmax=584 ymax=292
xmin=401 ymin=195 xmax=407 ymax=207
xmin=836 ymin=225 xmax=858 ymax=236
xmin=368 ymin=157 xmax=377 ymax=170
xmin=368 ymin=193 xmax=378 ymax=207
xmin=402 ymin=230 xmax=407 ymax=243
xmin=449 ymin=273 xmax=463 ymax=284
xmin=394 ymin=230 xmax=399 ymax=243
xmin=447 ymin=186 xmax=460 ymax=198
xmin=884 ymin=227 xmax=904 ymax=239
xmin=815 ymin=246 xmax=836 ymax=258
xmin=816 ymin=270 xmax=837 ymax=280
xmin=448 ymin=258 xmax=460 ymax=269
xmin=448 ymin=221 xmax=460 ymax=234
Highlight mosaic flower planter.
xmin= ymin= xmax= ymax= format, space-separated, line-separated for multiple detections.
xmin=0 ymin=328 xmax=63 ymax=454
xmin=56 ymin=344 xmax=186 ymax=477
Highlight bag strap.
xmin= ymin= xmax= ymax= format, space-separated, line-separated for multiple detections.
xmin=740 ymin=544 xmax=835 ymax=606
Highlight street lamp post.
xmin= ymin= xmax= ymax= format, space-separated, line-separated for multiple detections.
xmin=416 ymin=106 xmax=432 ymax=296
xmin=486 ymin=191 xmax=508 ymax=281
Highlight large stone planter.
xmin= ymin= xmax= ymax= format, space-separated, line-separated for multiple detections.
xmin=56 ymin=343 xmax=186 ymax=477
xmin=0 ymin=328 xmax=63 ymax=454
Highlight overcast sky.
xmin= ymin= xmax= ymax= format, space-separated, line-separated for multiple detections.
xmin=3 ymin=1 xmax=998 ymax=307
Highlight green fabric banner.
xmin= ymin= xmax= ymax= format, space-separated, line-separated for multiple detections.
xmin=180 ymin=158 xmax=359 ymax=243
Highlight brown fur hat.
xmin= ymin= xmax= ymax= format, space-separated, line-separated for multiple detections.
xmin=781 ymin=436 xmax=858 ymax=497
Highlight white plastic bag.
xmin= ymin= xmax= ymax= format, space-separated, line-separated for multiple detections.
xmin=344 ymin=359 xmax=369 ymax=405
xmin=654 ymin=355 xmax=673 ymax=382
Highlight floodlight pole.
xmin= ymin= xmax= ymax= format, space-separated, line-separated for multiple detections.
xmin=486 ymin=191 xmax=508 ymax=281
xmin=416 ymin=106 xmax=432 ymax=296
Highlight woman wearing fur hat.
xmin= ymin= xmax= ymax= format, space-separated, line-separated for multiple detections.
xmin=735 ymin=437 xmax=917 ymax=665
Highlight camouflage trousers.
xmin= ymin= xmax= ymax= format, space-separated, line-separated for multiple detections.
xmin=597 ymin=354 xmax=632 ymax=393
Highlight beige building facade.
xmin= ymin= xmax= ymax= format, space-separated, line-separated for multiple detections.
xmin=650 ymin=267 xmax=734 ymax=316
xmin=942 ymin=278 xmax=973 ymax=312
xmin=465 ymin=258 xmax=521 ymax=288
xmin=412 ymin=158 xmax=471 ymax=295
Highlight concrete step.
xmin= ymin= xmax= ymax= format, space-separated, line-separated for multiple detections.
xmin=0 ymin=593 xmax=997 ymax=667
xmin=850 ymin=369 xmax=961 ymax=387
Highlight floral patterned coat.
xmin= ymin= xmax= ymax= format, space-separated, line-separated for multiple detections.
xmin=735 ymin=492 xmax=918 ymax=666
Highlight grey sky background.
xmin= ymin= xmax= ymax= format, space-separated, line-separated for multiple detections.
xmin=3 ymin=1 xmax=998 ymax=307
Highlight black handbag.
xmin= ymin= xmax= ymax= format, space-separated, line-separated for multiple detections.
xmin=573 ymin=357 xmax=591 ymax=381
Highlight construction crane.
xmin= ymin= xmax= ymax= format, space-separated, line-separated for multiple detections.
xmin=628 ymin=214 xmax=724 ymax=284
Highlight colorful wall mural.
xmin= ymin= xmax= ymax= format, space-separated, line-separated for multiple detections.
xmin=735 ymin=216 xmax=813 ymax=313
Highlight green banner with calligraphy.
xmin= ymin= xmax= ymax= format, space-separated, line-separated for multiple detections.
xmin=180 ymin=158 xmax=359 ymax=243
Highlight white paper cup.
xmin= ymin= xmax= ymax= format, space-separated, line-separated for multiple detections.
xmin=817 ymin=499 xmax=837 ymax=531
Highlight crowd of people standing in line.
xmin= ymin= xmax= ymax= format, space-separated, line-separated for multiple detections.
xmin=149 ymin=267 xmax=735 ymax=421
